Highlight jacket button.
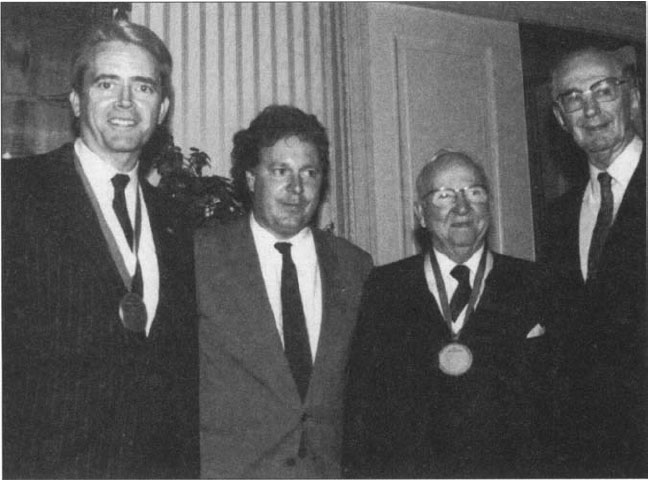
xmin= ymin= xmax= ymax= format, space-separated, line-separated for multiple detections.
xmin=285 ymin=458 xmax=296 ymax=467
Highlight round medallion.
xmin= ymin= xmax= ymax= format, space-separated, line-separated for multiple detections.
xmin=119 ymin=292 xmax=147 ymax=332
xmin=438 ymin=342 xmax=473 ymax=376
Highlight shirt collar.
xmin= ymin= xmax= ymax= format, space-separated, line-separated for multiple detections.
xmin=75 ymin=138 xmax=139 ymax=191
xmin=249 ymin=213 xmax=312 ymax=251
xmin=588 ymin=135 xmax=643 ymax=189
xmin=433 ymin=244 xmax=485 ymax=277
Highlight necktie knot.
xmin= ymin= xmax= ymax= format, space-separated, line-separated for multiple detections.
xmin=275 ymin=242 xmax=292 ymax=257
xmin=112 ymin=173 xmax=130 ymax=194
xmin=597 ymin=171 xmax=612 ymax=189
xmin=451 ymin=265 xmax=470 ymax=284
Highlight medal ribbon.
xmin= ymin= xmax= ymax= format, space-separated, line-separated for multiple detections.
xmin=429 ymin=246 xmax=488 ymax=340
xmin=74 ymin=155 xmax=143 ymax=292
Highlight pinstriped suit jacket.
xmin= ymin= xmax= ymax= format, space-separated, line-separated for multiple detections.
xmin=2 ymin=143 xmax=199 ymax=478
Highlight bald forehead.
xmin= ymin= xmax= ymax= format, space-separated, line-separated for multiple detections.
xmin=416 ymin=153 xmax=486 ymax=195
xmin=552 ymin=49 xmax=623 ymax=95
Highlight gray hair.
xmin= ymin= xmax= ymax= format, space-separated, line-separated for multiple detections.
xmin=415 ymin=149 xmax=489 ymax=199
xmin=550 ymin=46 xmax=637 ymax=99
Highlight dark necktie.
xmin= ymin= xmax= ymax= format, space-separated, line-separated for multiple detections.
xmin=275 ymin=242 xmax=312 ymax=402
xmin=111 ymin=174 xmax=142 ymax=295
xmin=111 ymin=174 xmax=134 ymax=249
xmin=587 ymin=172 xmax=613 ymax=281
xmin=450 ymin=265 xmax=471 ymax=322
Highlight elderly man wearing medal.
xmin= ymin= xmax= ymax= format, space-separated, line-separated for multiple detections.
xmin=342 ymin=150 xmax=552 ymax=478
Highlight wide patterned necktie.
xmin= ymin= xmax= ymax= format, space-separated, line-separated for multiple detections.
xmin=275 ymin=242 xmax=312 ymax=402
xmin=111 ymin=174 xmax=142 ymax=295
xmin=587 ymin=172 xmax=613 ymax=282
xmin=449 ymin=265 xmax=472 ymax=322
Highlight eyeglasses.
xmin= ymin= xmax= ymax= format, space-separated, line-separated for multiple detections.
xmin=421 ymin=185 xmax=489 ymax=208
xmin=555 ymin=77 xmax=629 ymax=113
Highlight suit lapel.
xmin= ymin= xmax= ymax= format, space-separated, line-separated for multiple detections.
xmin=221 ymin=221 xmax=299 ymax=402
xmin=563 ymin=186 xmax=586 ymax=287
xmin=402 ymin=255 xmax=451 ymax=342
xmin=309 ymin=232 xmax=348 ymax=380
xmin=460 ymin=254 xmax=536 ymax=342
xmin=141 ymin=182 xmax=180 ymax=340
xmin=40 ymin=145 xmax=125 ymax=295
xmin=602 ymin=151 xmax=645 ymax=252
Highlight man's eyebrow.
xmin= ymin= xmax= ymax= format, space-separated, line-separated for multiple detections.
xmin=92 ymin=73 xmax=120 ymax=83
xmin=557 ymin=87 xmax=581 ymax=97
xmin=132 ymin=75 xmax=160 ymax=86
xmin=91 ymin=74 xmax=159 ymax=86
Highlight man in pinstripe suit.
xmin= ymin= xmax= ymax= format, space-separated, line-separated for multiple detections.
xmin=2 ymin=20 xmax=198 ymax=478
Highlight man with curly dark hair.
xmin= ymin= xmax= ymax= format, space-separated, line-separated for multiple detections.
xmin=230 ymin=104 xmax=330 ymax=213
xmin=196 ymin=104 xmax=373 ymax=478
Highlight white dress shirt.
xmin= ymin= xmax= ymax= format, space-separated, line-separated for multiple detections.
xmin=579 ymin=136 xmax=642 ymax=280
xmin=424 ymin=246 xmax=493 ymax=336
xmin=75 ymin=138 xmax=159 ymax=335
xmin=250 ymin=215 xmax=323 ymax=358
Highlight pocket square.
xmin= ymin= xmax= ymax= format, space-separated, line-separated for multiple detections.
xmin=526 ymin=323 xmax=545 ymax=339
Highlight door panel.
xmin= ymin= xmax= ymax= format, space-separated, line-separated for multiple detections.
xmin=396 ymin=37 xmax=495 ymax=256
xmin=346 ymin=3 xmax=534 ymax=264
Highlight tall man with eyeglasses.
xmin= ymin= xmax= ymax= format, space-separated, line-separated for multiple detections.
xmin=343 ymin=150 xmax=552 ymax=478
xmin=542 ymin=47 xmax=646 ymax=477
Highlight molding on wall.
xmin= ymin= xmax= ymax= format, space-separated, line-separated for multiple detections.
xmin=402 ymin=1 xmax=645 ymax=42
xmin=340 ymin=3 xmax=377 ymax=254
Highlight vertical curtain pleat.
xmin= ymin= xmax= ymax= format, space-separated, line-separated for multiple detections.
xmin=131 ymin=2 xmax=343 ymax=230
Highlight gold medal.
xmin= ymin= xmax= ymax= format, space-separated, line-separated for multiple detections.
xmin=119 ymin=292 xmax=147 ymax=332
xmin=438 ymin=342 xmax=473 ymax=376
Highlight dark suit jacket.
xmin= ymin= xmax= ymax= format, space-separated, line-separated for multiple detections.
xmin=196 ymin=217 xmax=373 ymax=478
xmin=2 ymin=143 xmax=199 ymax=478
xmin=342 ymin=252 xmax=552 ymax=478
xmin=541 ymin=152 xmax=647 ymax=477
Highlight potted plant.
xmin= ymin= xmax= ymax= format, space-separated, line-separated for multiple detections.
xmin=147 ymin=128 xmax=245 ymax=227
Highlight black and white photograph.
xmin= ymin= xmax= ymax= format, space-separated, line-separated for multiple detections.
xmin=2 ymin=2 xmax=645 ymax=478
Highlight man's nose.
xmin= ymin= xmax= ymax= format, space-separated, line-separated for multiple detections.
xmin=452 ymin=191 xmax=470 ymax=214
xmin=582 ymin=94 xmax=601 ymax=117
xmin=116 ymin=85 xmax=133 ymax=108
xmin=287 ymin=173 xmax=303 ymax=194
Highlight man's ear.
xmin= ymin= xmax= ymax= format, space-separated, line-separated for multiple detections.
xmin=552 ymin=104 xmax=567 ymax=131
xmin=629 ymin=86 xmax=641 ymax=117
xmin=157 ymin=97 xmax=170 ymax=125
xmin=245 ymin=170 xmax=256 ymax=193
xmin=414 ymin=202 xmax=426 ymax=229
xmin=69 ymin=90 xmax=81 ymax=118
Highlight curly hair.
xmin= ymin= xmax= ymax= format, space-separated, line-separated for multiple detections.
xmin=230 ymin=105 xmax=330 ymax=210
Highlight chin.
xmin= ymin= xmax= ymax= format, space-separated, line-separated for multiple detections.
xmin=449 ymin=230 xmax=478 ymax=242
xmin=276 ymin=221 xmax=307 ymax=237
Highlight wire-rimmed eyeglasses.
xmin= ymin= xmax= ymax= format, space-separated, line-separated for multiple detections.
xmin=555 ymin=77 xmax=629 ymax=113
xmin=421 ymin=185 xmax=489 ymax=208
